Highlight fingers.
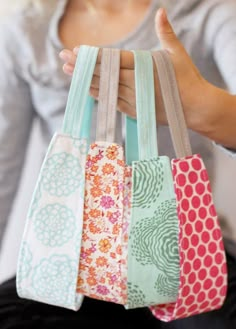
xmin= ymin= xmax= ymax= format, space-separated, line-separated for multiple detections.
xmin=117 ymin=84 xmax=136 ymax=110
xmin=155 ymin=8 xmax=183 ymax=54
xmin=59 ymin=47 xmax=139 ymax=119
xmin=155 ymin=8 xmax=202 ymax=78
xmin=90 ymin=83 xmax=136 ymax=109
xmin=60 ymin=47 xmax=135 ymax=82
xmin=59 ymin=49 xmax=77 ymax=75
xmin=117 ymin=98 xmax=136 ymax=118
xmin=90 ymin=84 xmax=136 ymax=118
xmin=59 ymin=49 xmax=77 ymax=64
xmin=62 ymin=63 xmax=74 ymax=76
xmin=74 ymin=47 xmax=134 ymax=69
xmin=92 ymin=67 xmax=134 ymax=89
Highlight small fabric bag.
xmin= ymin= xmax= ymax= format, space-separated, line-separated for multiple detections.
xmin=76 ymin=48 xmax=130 ymax=305
xmin=16 ymin=46 xmax=100 ymax=310
xmin=149 ymin=50 xmax=228 ymax=321
xmin=125 ymin=50 xmax=180 ymax=309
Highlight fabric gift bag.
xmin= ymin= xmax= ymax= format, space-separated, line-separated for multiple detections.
xmin=125 ymin=50 xmax=180 ymax=309
xmin=16 ymin=46 xmax=100 ymax=310
xmin=76 ymin=47 xmax=130 ymax=305
xmin=149 ymin=50 xmax=228 ymax=321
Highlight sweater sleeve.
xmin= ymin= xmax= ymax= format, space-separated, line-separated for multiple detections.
xmin=210 ymin=0 xmax=236 ymax=93
xmin=203 ymin=1 xmax=236 ymax=153
xmin=0 ymin=19 xmax=35 ymax=251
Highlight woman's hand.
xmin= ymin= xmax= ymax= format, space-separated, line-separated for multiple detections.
xmin=59 ymin=9 xmax=229 ymax=142
xmin=60 ymin=45 xmax=137 ymax=118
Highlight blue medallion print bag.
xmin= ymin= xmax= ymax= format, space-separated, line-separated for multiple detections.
xmin=16 ymin=46 xmax=99 ymax=310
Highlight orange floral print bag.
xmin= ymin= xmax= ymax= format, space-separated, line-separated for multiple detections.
xmin=76 ymin=48 xmax=131 ymax=305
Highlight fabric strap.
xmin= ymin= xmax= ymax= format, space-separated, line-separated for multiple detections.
xmin=79 ymin=96 xmax=95 ymax=140
xmin=125 ymin=116 xmax=139 ymax=165
xmin=152 ymin=51 xmax=192 ymax=158
xmin=129 ymin=50 xmax=158 ymax=161
xmin=96 ymin=48 xmax=120 ymax=142
xmin=62 ymin=46 xmax=99 ymax=138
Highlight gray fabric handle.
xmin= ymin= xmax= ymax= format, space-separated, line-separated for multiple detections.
xmin=96 ymin=48 xmax=120 ymax=142
xmin=152 ymin=50 xmax=192 ymax=158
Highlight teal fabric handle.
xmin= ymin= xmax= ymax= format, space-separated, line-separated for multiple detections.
xmin=62 ymin=46 xmax=99 ymax=138
xmin=125 ymin=116 xmax=139 ymax=165
xmin=125 ymin=50 xmax=158 ymax=163
xmin=80 ymin=95 xmax=95 ymax=140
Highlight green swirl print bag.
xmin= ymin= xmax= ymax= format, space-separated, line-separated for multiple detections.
xmin=16 ymin=46 xmax=99 ymax=310
xmin=125 ymin=50 xmax=180 ymax=309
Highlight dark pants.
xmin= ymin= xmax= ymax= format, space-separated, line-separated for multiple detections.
xmin=0 ymin=251 xmax=235 ymax=329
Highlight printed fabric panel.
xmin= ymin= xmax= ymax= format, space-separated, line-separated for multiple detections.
xmin=77 ymin=142 xmax=131 ymax=304
xmin=17 ymin=133 xmax=87 ymax=310
xmin=126 ymin=156 xmax=180 ymax=309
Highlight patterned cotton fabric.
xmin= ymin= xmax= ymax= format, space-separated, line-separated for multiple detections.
xmin=17 ymin=134 xmax=87 ymax=310
xmin=77 ymin=142 xmax=131 ymax=305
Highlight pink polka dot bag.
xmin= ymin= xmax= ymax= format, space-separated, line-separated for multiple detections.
xmin=149 ymin=51 xmax=228 ymax=322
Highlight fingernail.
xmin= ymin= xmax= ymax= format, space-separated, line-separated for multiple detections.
xmin=156 ymin=7 xmax=166 ymax=21
xmin=63 ymin=63 xmax=73 ymax=76
xmin=59 ymin=50 xmax=70 ymax=61
xmin=162 ymin=8 xmax=167 ymax=20
xmin=73 ymin=46 xmax=80 ymax=55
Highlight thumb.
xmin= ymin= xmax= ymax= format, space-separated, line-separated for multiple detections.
xmin=155 ymin=8 xmax=182 ymax=54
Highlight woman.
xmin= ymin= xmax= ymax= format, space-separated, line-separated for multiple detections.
xmin=0 ymin=1 xmax=236 ymax=328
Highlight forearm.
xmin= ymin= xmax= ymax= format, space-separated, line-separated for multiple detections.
xmin=190 ymin=82 xmax=236 ymax=149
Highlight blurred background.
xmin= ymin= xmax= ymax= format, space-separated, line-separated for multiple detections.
xmin=0 ymin=119 xmax=43 ymax=282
